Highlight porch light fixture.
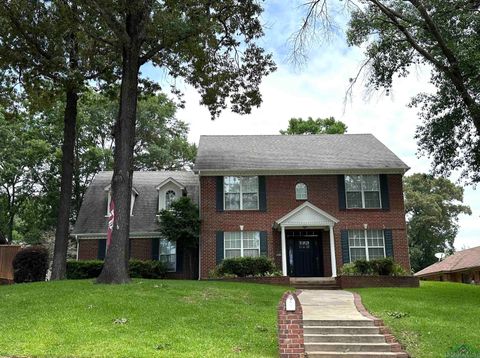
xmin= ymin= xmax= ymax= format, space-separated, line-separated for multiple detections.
xmin=363 ymin=223 xmax=368 ymax=229
xmin=239 ymin=225 xmax=244 ymax=231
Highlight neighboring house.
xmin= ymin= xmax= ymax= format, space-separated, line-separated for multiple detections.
xmin=415 ymin=246 xmax=480 ymax=284
xmin=194 ymin=134 xmax=411 ymax=279
xmin=72 ymin=171 xmax=199 ymax=279
xmin=73 ymin=134 xmax=412 ymax=280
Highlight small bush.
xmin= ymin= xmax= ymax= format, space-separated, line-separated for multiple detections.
xmin=215 ymin=256 xmax=278 ymax=277
xmin=340 ymin=257 xmax=409 ymax=276
xmin=12 ymin=246 xmax=49 ymax=283
xmin=66 ymin=260 xmax=168 ymax=280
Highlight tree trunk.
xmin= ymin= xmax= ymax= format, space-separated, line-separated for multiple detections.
xmin=96 ymin=13 xmax=142 ymax=284
xmin=51 ymin=87 xmax=78 ymax=280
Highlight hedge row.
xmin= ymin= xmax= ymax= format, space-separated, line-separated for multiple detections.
xmin=213 ymin=256 xmax=280 ymax=278
xmin=66 ymin=260 xmax=168 ymax=279
xmin=340 ymin=258 xmax=408 ymax=276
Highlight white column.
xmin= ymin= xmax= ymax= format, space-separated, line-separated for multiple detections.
xmin=329 ymin=225 xmax=337 ymax=277
xmin=281 ymin=225 xmax=287 ymax=276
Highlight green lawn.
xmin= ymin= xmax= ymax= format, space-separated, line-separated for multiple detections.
xmin=353 ymin=281 xmax=480 ymax=358
xmin=0 ymin=279 xmax=289 ymax=358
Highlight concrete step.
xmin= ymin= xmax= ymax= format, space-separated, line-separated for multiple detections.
xmin=305 ymin=352 xmax=404 ymax=358
xmin=305 ymin=334 xmax=386 ymax=343
xmin=305 ymin=343 xmax=392 ymax=353
xmin=304 ymin=326 xmax=381 ymax=335
xmin=304 ymin=320 xmax=375 ymax=327
xmin=290 ymin=277 xmax=337 ymax=283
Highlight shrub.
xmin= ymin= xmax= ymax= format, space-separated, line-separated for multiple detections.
xmin=215 ymin=256 xmax=278 ymax=277
xmin=66 ymin=260 xmax=168 ymax=280
xmin=12 ymin=246 xmax=49 ymax=283
xmin=340 ymin=257 xmax=409 ymax=276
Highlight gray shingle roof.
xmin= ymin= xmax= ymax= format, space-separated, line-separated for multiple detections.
xmin=72 ymin=171 xmax=198 ymax=236
xmin=194 ymin=134 xmax=409 ymax=173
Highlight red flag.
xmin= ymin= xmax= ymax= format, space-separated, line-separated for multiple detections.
xmin=107 ymin=198 xmax=115 ymax=249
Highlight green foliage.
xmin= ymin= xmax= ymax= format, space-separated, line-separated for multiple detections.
xmin=12 ymin=246 xmax=49 ymax=283
xmin=344 ymin=1 xmax=480 ymax=182
xmin=66 ymin=260 xmax=168 ymax=280
xmin=404 ymin=174 xmax=471 ymax=272
xmin=340 ymin=258 xmax=408 ymax=276
xmin=280 ymin=116 xmax=347 ymax=135
xmin=215 ymin=256 xmax=279 ymax=278
xmin=158 ymin=197 xmax=200 ymax=250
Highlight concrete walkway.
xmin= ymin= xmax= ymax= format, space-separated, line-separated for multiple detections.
xmin=298 ymin=290 xmax=370 ymax=321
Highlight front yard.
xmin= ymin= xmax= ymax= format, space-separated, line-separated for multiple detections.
xmin=0 ymin=279 xmax=288 ymax=357
xmin=354 ymin=281 xmax=480 ymax=358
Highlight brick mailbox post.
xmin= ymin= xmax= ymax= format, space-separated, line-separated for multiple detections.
xmin=277 ymin=291 xmax=305 ymax=357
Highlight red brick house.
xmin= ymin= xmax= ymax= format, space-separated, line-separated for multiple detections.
xmin=73 ymin=134 xmax=411 ymax=279
xmin=415 ymin=246 xmax=480 ymax=284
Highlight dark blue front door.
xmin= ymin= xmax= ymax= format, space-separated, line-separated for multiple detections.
xmin=286 ymin=230 xmax=323 ymax=277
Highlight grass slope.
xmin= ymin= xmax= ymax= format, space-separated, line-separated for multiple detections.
xmin=354 ymin=281 xmax=480 ymax=358
xmin=0 ymin=279 xmax=288 ymax=357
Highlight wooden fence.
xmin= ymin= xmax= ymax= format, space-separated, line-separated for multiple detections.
xmin=0 ymin=245 xmax=21 ymax=282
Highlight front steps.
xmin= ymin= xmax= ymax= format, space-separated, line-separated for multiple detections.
xmin=303 ymin=319 xmax=407 ymax=358
xmin=290 ymin=277 xmax=340 ymax=290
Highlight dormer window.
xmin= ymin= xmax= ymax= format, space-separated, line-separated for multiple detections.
xmin=295 ymin=183 xmax=308 ymax=200
xmin=105 ymin=185 xmax=138 ymax=216
xmin=165 ymin=190 xmax=176 ymax=210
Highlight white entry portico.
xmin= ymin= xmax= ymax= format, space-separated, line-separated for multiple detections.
xmin=274 ymin=202 xmax=339 ymax=277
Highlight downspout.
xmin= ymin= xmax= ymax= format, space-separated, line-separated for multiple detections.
xmin=75 ymin=235 xmax=79 ymax=261
xmin=198 ymin=170 xmax=201 ymax=280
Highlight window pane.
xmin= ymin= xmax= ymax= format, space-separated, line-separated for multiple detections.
xmin=243 ymin=249 xmax=259 ymax=257
xmin=159 ymin=239 xmax=176 ymax=255
xmin=225 ymin=232 xmax=241 ymax=249
xmin=364 ymin=191 xmax=380 ymax=208
xmin=242 ymin=193 xmax=258 ymax=209
xmin=348 ymin=230 xmax=365 ymax=247
xmin=362 ymin=175 xmax=380 ymax=191
xmin=241 ymin=177 xmax=258 ymax=193
xmin=350 ymin=248 xmax=366 ymax=261
xmin=367 ymin=230 xmax=384 ymax=247
xmin=165 ymin=190 xmax=176 ymax=209
xmin=295 ymin=183 xmax=308 ymax=200
xmin=224 ymin=176 xmax=240 ymax=193
xmin=346 ymin=192 xmax=362 ymax=208
xmin=368 ymin=248 xmax=385 ymax=259
xmin=243 ymin=232 xmax=260 ymax=249
xmin=225 ymin=249 xmax=241 ymax=258
xmin=225 ymin=193 xmax=240 ymax=210
xmin=345 ymin=175 xmax=362 ymax=191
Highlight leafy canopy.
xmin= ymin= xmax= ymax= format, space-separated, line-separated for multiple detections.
xmin=404 ymin=173 xmax=471 ymax=272
xmin=280 ymin=116 xmax=347 ymax=135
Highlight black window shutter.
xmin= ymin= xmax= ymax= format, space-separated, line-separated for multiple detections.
xmin=384 ymin=229 xmax=394 ymax=258
xmin=259 ymin=176 xmax=267 ymax=211
xmin=260 ymin=231 xmax=268 ymax=256
xmin=216 ymin=176 xmax=224 ymax=212
xmin=97 ymin=239 xmax=106 ymax=260
xmin=176 ymin=240 xmax=183 ymax=273
xmin=338 ymin=175 xmax=346 ymax=211
xmin=380 ymin=174 xmax=390 ymax=210
xmin=151 ymin=238 xmax=159 ymax=260
xmin=216 ymin=231 xmax=224 ymax=265
xmin=340 ymin=230 xmax=350 ymax=264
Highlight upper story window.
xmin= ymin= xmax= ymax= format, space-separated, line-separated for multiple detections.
xmin=295 ymin=183 xmax=308 ymax=200
xmin=106 ymin=189 xmax=136 ymax=216
xmin=224 ymin=176 xmax=259 ymax=210
xmin=165 ymin=190 xmax=176 ymax=210
xmin=348 ymin=229 xmax=385 ymax=261
xmin=345 ymin=175 xmax=381 ymax=209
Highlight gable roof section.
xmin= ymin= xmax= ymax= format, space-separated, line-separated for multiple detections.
xmin=415 ymin=246 xmax=480 ymax=277
xmin=194 ymin=134 xmax=409 ymax=174
xmin=72 ymin=171 xmax=198 ymax=236
xmin=275 ymin=202 xmax=339 ymax=228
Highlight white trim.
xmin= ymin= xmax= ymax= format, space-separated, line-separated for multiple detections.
xmin=223 ymin=231 xmax=261 ymax=258
xmin=196 ymin=167 xmax=409 ymax=176
xmin=155 ymin=177 xmax=186 ymax=191
xmin=275 ymin=201 xmax=339 ymax=227
xmin=345 ymin=174 xmax=382 ymax=209
xmin=223 ymin=176 xmax=259 ymax=211
xmin=329 ymin=226 xmax=337 ymax=277
xmin=75 ymin=235 xmax=79 ymax=261
xmin=281 ymin=226 xmax=287 ymax=276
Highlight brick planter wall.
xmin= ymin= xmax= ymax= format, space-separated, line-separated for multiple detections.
xmin=208 ymin=276 xmax=290 ymax=286
xmin=337 ymin=275 xmax=419 ymax=288
xmin=277 ymin=292 xmax=305 ymax=357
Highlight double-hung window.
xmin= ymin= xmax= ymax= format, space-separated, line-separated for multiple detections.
xmin=159 ymin=239 xmax=176 ymax=272
xmin=224 ymin=231 xmax=260 ymax=258
xmin=345 ymin=175 xmax=381 ymax=208
xmin=224 ymin=176 xmax=259 ymax=210
xmin=348 ymin=229 xmax=386 ymax=261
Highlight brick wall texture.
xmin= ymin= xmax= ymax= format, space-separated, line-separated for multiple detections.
xmin=277 ymin=292 xmax=305 ymax=357
xmin=200 ymin=174 xmax=410 ymax=278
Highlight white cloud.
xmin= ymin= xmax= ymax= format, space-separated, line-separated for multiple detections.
xmin=142 ymin=2 xmax=479 ymax=251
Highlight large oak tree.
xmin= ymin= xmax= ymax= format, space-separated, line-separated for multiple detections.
xmin=79 ymin=1 xmax=275 ymax=283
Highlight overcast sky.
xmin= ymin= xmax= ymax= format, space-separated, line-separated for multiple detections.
xmin=144 ymin=1 xmax=479 ymax=250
